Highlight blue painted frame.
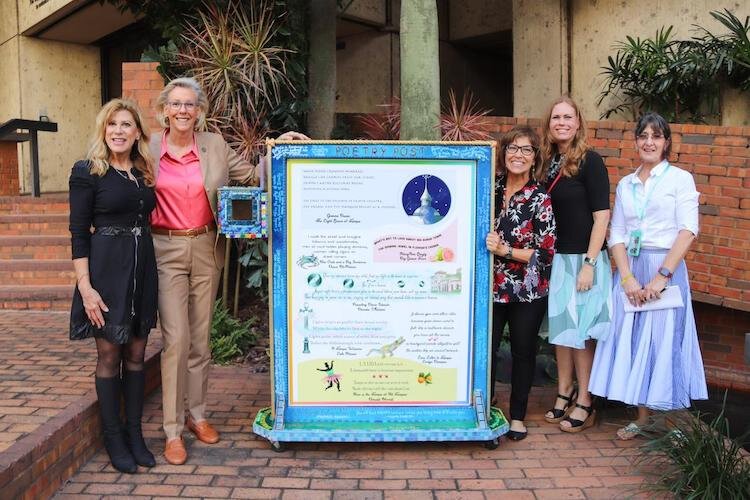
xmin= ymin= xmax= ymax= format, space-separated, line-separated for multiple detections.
xmin=254 ymin=141 xmax=505 ymax=445
xmin=217 ymin=186 xmax=267 ymax=238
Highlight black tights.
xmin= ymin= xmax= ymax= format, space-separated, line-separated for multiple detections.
xmin=95 ymin=337 xmax=148 ymax=378
xmin=490 ymin=297 xmax=547 ymax=421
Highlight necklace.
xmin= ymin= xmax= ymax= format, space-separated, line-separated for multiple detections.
xmin=113 ymin=166 xmax=139 ymax=187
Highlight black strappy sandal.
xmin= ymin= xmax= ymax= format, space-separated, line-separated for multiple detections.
xmin=559 ymin=403 xmax=596 ymax=433
xmin=543 ymin=387 xmax=578 ymax=424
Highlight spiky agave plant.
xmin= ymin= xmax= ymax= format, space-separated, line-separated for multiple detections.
xmin=439 ymin=89 xmax=492 ymax=141
xmin=357 ymin=90 xmax=492 ymax=142
xmin=177 ymin=0 xmax=291 ymax=160
xmin=223 ymin=107 xmax=272 ymax=170
xmin=232 ymin=1 xmax=293 ymax=110
xmin=356 ymin=98 xmax=402 ymax=140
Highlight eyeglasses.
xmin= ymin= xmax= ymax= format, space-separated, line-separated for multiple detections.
xmin=505 ymin=144 xmax=536 ymax=156
xmin=167 ymin=101 xmax=197 ymax=111
xmin=636 ymin=132 xmax=664 ymax=142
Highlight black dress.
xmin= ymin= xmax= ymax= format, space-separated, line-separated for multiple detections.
xmin=69 ymin=160 xmax=158 ymax=344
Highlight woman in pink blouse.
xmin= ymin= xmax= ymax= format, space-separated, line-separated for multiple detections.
xmin=149 ymin=77 xmax=307 ymax=465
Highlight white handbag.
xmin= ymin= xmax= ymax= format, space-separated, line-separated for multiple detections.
xmin=622 ymin=285 xmax=684 ymax=313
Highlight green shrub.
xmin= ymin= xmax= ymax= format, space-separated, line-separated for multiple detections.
xmin=636 ymin=399 xmax=750 ymax=499
xmin=598 ymin=26 xmax=719 ymax=122
xmin=698 ymin=9 xmax=750 ymax=91
xmin=238 ymin=239 xmax=269 ymax=302
xmin=210 ymin=299 xmax=258 ymax=364
xmin=599 ymin=10 xmax=750 ymax=123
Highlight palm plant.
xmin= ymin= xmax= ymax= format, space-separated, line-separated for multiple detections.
xmin=697 ymin=9 xmax=750 ymax=90
xmin=598 ymin=26 xmax=720 ymax=122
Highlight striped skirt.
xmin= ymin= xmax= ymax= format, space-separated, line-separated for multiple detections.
xmin=548 ymin=252 xmax=613 ymax=349
xmin=589 ymin=248 xmax=708 ymax=410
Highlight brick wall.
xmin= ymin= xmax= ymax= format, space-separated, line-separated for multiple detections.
xmin=695 ymin=302 xmax=750 ymax=390
xmin=487 ymin=117 xmax=750 ymax=391
xmin=121 ymin=64 xmax=750 ymax=389
xmin=485 ymin=117 xmax=750 ymax=313
xmin=121 ymin=62 xmax=164 ymax=134
xmin=0 ymin=142 xmax=20 ymax=196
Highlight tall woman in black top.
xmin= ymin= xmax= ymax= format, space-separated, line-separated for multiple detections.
xmin=69 ymin=99 xmax=158 ymax=473
xmin=539 ymin=96 xmax=612 ymax=433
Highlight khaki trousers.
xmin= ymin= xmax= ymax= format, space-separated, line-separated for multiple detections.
xmin=153 ymin=230 xmax=221 ymax=439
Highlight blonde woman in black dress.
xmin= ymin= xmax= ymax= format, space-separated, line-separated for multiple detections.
xmin=69 ymin=99 xmax=158 ymax=473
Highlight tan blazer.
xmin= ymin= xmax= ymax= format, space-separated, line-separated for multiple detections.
xmin=149 ymin=131 xmax=261 ymax=267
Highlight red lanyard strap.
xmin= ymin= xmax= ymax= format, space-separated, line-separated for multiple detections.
xmin=547 ymin=168 xmax=564 ymax=193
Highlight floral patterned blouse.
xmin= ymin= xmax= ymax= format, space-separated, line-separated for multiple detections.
xmin=492 ymin=177 xmax=556 ymax=303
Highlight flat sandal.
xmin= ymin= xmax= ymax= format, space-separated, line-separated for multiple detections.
xmin=544 ymin=387 xmax=578 ymax=424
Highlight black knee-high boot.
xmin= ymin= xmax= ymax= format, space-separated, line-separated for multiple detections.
xmin=95 ymin=376 xmax=137 ymax=473
xmin=122 ymin=370 xmax=156 ymax=467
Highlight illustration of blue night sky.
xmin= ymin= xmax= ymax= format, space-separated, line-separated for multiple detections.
xmin=402 ymin=175 xmax=451 ymax=217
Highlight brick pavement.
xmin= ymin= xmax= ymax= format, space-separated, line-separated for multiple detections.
xmin=55 ymin=366 xmax=651 ymax=499
xmin=0 ymin=311 xmax=161 ymax=453
xmin=0 ymin=310 xmax=162 ymax=498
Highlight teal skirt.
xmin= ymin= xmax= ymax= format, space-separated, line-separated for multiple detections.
xmin=548 ymin=252 xmax=612 ymax=349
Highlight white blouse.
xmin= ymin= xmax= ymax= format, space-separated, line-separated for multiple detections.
xmin=609 ymin=160 xmax=700 ymax=250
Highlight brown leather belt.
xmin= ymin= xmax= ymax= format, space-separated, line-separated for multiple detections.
xmin=152 ymin=222 xmax=215 ymax=238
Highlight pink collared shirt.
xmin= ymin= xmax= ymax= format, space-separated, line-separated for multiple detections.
xmin=151 ymin=132 xmax=215 ymax=230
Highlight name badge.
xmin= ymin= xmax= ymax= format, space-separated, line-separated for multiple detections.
xmin=627 ymin=229 xmax=642 ymax=257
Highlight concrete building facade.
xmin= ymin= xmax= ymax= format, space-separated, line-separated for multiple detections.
xmin=0 ymin=0 xmax=748 ymax=193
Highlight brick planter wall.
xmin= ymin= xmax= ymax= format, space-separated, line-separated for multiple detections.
xmin=0 ymin=349 xmax=161 ymax=499
xmin=485 ymin=117 xmax=750 ymax=312
xmin=486 ymin=117 xmax=750 ymax=390
xmin=121 ymin=62 xmax=164 ymax=134
xmin=0 ymin=142 xmax=20 ymax=196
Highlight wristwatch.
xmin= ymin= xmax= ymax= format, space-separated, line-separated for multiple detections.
xmin=504 ymin=247 xmax=513 ymax=259
xmin=657 ymin=267 xmax=673 ymax=279
xmin=583 ymin=256 xmax=597 ymax=267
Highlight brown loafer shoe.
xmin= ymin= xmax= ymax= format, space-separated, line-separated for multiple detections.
xmin=186 ymin=417 xmax=220 ymax=444
xmin=164 ymin=437 xmax=187 ymax=465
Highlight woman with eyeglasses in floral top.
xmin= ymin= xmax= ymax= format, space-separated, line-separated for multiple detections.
xmin=486 ymin=126 xmax=556 ymax=441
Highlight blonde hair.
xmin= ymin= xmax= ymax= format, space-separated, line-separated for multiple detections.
xmin=155 ymin=77 xmax=208 ymax=130
xmin=538 ymin=96 xmax=589 ymax=180
xmin=86 ymin=99 xmax=155 ymax=186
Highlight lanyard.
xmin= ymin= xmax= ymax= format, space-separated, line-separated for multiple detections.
xmin=546 ymin=154 xmax=565 ymax=193
xmin=630 ymin=164 xmax=670 ymax=222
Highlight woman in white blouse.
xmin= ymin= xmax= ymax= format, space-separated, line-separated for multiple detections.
xmin=589 ymin=112 xmax=707 ymax=440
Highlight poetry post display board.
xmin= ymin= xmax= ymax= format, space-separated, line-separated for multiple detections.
xmin=252 ymin=141 xmax=508 ymax=449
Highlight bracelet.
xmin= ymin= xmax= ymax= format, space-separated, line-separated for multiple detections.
xmin=620 ymin=273 xmax=634 ymax=285
xmin=77 ymin=273 xmax=89 ymax=285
